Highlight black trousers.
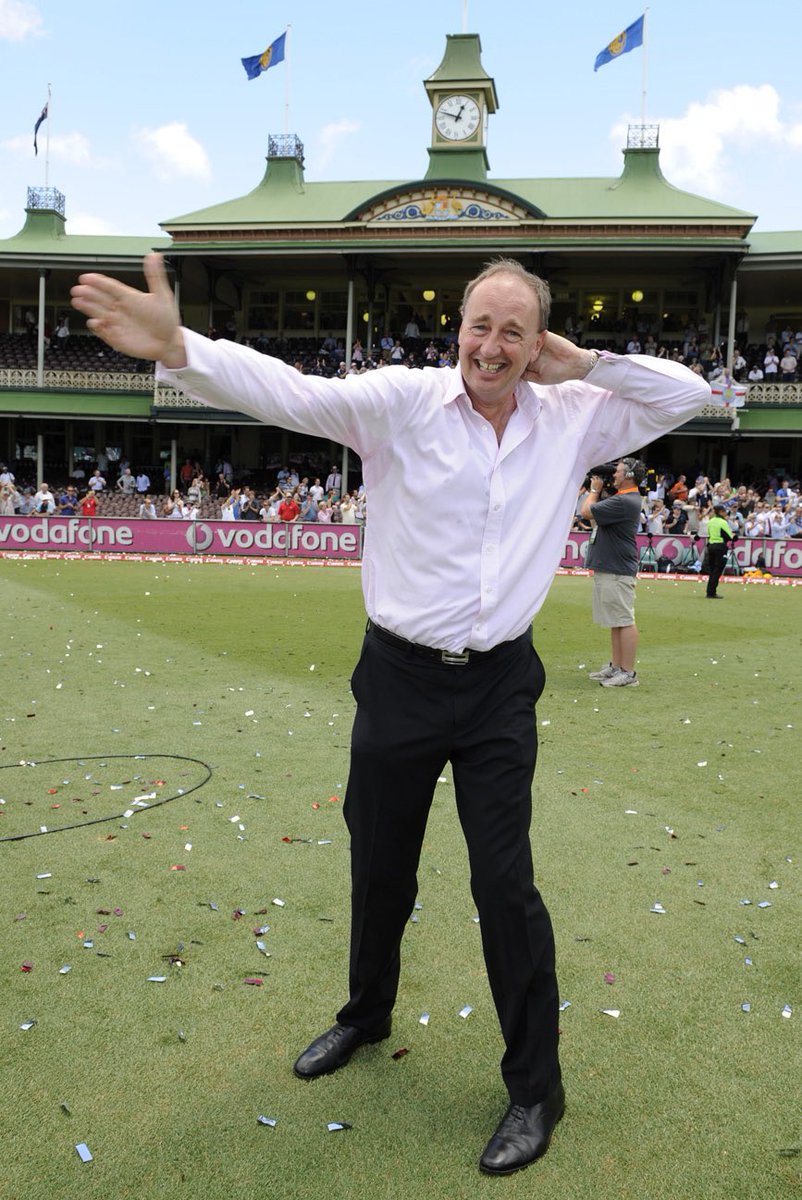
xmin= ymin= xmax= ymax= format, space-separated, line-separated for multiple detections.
xmin=706 ymin=542 xmax=726 ymax=596
xmin=336 ymin=627 xmax=560 ymax=1105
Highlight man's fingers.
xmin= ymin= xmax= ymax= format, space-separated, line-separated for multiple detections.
xmin=143 ymin=252 xmax=174 ymax=301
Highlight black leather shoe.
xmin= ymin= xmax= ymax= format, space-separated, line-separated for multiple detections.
xmin=479 ymin=1081 xmax=565 ymax=1175
xmin=293 ymin=1020 xmax=391 ymax=1079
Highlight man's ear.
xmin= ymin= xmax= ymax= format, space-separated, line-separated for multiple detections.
xmin=528 ymin=330 xmax=547 ymax=366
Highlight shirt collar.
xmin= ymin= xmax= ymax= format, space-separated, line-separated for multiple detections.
xmin=442 ymin=365 xmax=542 ymax=421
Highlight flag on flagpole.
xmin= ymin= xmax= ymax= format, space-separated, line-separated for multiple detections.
xmin=241 ymin=32 xmax=286 ymax=81
xmin=33 ymin=102 xmax=48 ymax=155
xmin=594 ymin=15 xmax=645 ymax=71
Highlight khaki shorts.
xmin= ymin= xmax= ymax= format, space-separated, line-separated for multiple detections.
xmin=592 ymin=572 xmax=636 ymax=627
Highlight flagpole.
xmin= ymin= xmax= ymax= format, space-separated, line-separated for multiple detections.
xmin=463 ymin=1 xmax=468 ymax=32
xmin=284 ymin=25 xmax=291 ymax=137
xmin=44 ymin=83 xmax=52 ymax=188
xmin=640 ymin=9 xmax=649 ymax=126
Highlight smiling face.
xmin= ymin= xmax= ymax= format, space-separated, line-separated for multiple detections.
xmin=458 ymin=274 xmax=545 ymax=413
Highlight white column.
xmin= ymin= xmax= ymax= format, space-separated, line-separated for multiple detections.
xmin=345 ymin=277 xmax=354 ymax=368
xmin=726 ymin=277 xmax=737 ymax=369
xmin=36 ymin=270 xmax=47 ymax=387
xmin=37 ymin=432 xmax=44 ymax=489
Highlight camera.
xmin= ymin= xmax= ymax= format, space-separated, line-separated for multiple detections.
xmin=584 ymin=461 xmax=618 ymax=491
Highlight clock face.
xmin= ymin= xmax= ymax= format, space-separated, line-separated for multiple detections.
xmin=435 ymin=94 xmax=481 ymax=142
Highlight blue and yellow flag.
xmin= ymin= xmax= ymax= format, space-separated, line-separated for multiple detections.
xmin=594 ymin=15 xmax=644 ymax=71
xmin=241 ymin=32 xmax=286 ymax=81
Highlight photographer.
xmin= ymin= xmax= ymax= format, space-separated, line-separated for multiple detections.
xmin=580 ymin=458 xmax=645 ymax=688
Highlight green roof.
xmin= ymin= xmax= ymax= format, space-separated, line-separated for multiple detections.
xmin=746 ymin=231 xmax=802 ymax=256
xmin=0 ymin=208 xmax=170 ymax=261
xmin=161 ymin=147 xmax=753 ymax=232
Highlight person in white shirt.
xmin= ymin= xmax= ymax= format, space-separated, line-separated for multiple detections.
xmin=646 ymin=498 xmax=666 ymax=534
xmin=33 ymin=483 xmax=56 ymax=514
xmin=767 ymin=505 xmax=788 ymax=538
xmin=71 ymin=253 xmax=709 ymax=1178
xmin=745 ymin=502 xmax=772 ymax=537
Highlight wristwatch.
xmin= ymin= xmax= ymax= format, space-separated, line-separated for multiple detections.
xmin=584 ymin=349 xmax=600 ymax=376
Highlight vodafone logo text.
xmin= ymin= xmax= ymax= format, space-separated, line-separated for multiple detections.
xmin=184 ymin=522 xmax=360 ymax=555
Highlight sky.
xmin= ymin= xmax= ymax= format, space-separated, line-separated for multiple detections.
xmin=2 ymin=0 xmax=801 ymax=241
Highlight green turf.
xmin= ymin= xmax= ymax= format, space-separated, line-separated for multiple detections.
xmin=0 ymin=559 xmax=799 ymax=1200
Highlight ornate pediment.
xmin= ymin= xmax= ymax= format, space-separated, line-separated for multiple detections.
xmin=355 ymin=184 xmax=540 ymax=227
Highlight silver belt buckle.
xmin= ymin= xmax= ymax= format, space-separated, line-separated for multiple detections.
xmin=441 ymin=648 xmax=470 ymax=666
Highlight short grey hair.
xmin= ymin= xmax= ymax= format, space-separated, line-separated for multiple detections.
xmin=460 ymin=258 xmax=551 ymax=332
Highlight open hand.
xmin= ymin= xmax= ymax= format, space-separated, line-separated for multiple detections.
xmin=523 ymin=331 xmax=593 ymax=386
xmin=71 ymin=253 xmax=186 ymax=367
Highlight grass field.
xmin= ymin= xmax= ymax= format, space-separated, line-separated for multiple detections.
xmin=0 ymin=557 xmax=799 ymax=1200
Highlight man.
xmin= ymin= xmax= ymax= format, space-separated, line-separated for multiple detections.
xmin=663 ymin=499 xmax=688 ymax=535
xmin=117 ymin=467 xmax=137 ymax=496
xmin=667 ymin=473 xmax=688 ymax=504
xmin=239 ymin=496 xmax=261 ymax=521
xmin=138 ymin=494 xmax=157 ymax=519
xmin=705 ymin=505 xmax=734 ymax=598
xmin=136 ymin=470 xmax=151 ymax=494
xmin=88 ymin=468 xmax=106 ymax=492
xmin=581 ymin=459 xmax=645 ymax=688
xmin=325 ymin=465 xmax=342 ymax=497
xmin=78 ymin=489 xmax=97 ymax=517
xmin=33 ymin=481 xmax=56 ymax=514
xmin=780 ymin=347 xmax=797 ymax=382
xmin=57 ymin=485 xmax=80 ymax=515
xmin=71 ymin=253 xmax=709 ymax=1177
xmin=277 ymin=493 xmax=300 ymax=523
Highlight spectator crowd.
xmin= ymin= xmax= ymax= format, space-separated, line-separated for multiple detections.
xmin=572 ymin=469 xmax=802 ymax=540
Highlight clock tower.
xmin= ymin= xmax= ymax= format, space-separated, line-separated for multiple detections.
xmin=424 ymin=33 xmax=498 ymax=181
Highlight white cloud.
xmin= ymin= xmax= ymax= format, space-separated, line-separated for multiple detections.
xmin=613 ymin=84 xmax=802 ymax=197
xmin=312 ymin=119 xmax=360 ymax=171
xmin=134 ymin=122 xmax=211 ymax=181
xmin=0 ymin=0 xmax=43 ymax=40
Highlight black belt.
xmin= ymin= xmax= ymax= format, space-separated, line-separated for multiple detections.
xmin=366 ymin=619 xmax=525 ymax=667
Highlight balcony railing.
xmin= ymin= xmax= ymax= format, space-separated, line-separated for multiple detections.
xmin=743 ymin=382 xmax=802 ymax=405
xmin=0 ymin=368 xmax=156 ymax=392
xmin=2 ymin=368 xmax=802 ymax=414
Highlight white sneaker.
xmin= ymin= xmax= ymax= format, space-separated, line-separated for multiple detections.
xmin=588 ymin=663 xmax=618 ymax=680
xmin=601 ymin=669 xmax=639 ymax=688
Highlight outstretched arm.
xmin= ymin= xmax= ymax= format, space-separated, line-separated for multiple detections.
xmin=70 ymin=253 xmax=187 ymax=368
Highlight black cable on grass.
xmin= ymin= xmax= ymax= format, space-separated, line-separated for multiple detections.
xmin=0 ymin=754 xmax=213 ymax=842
